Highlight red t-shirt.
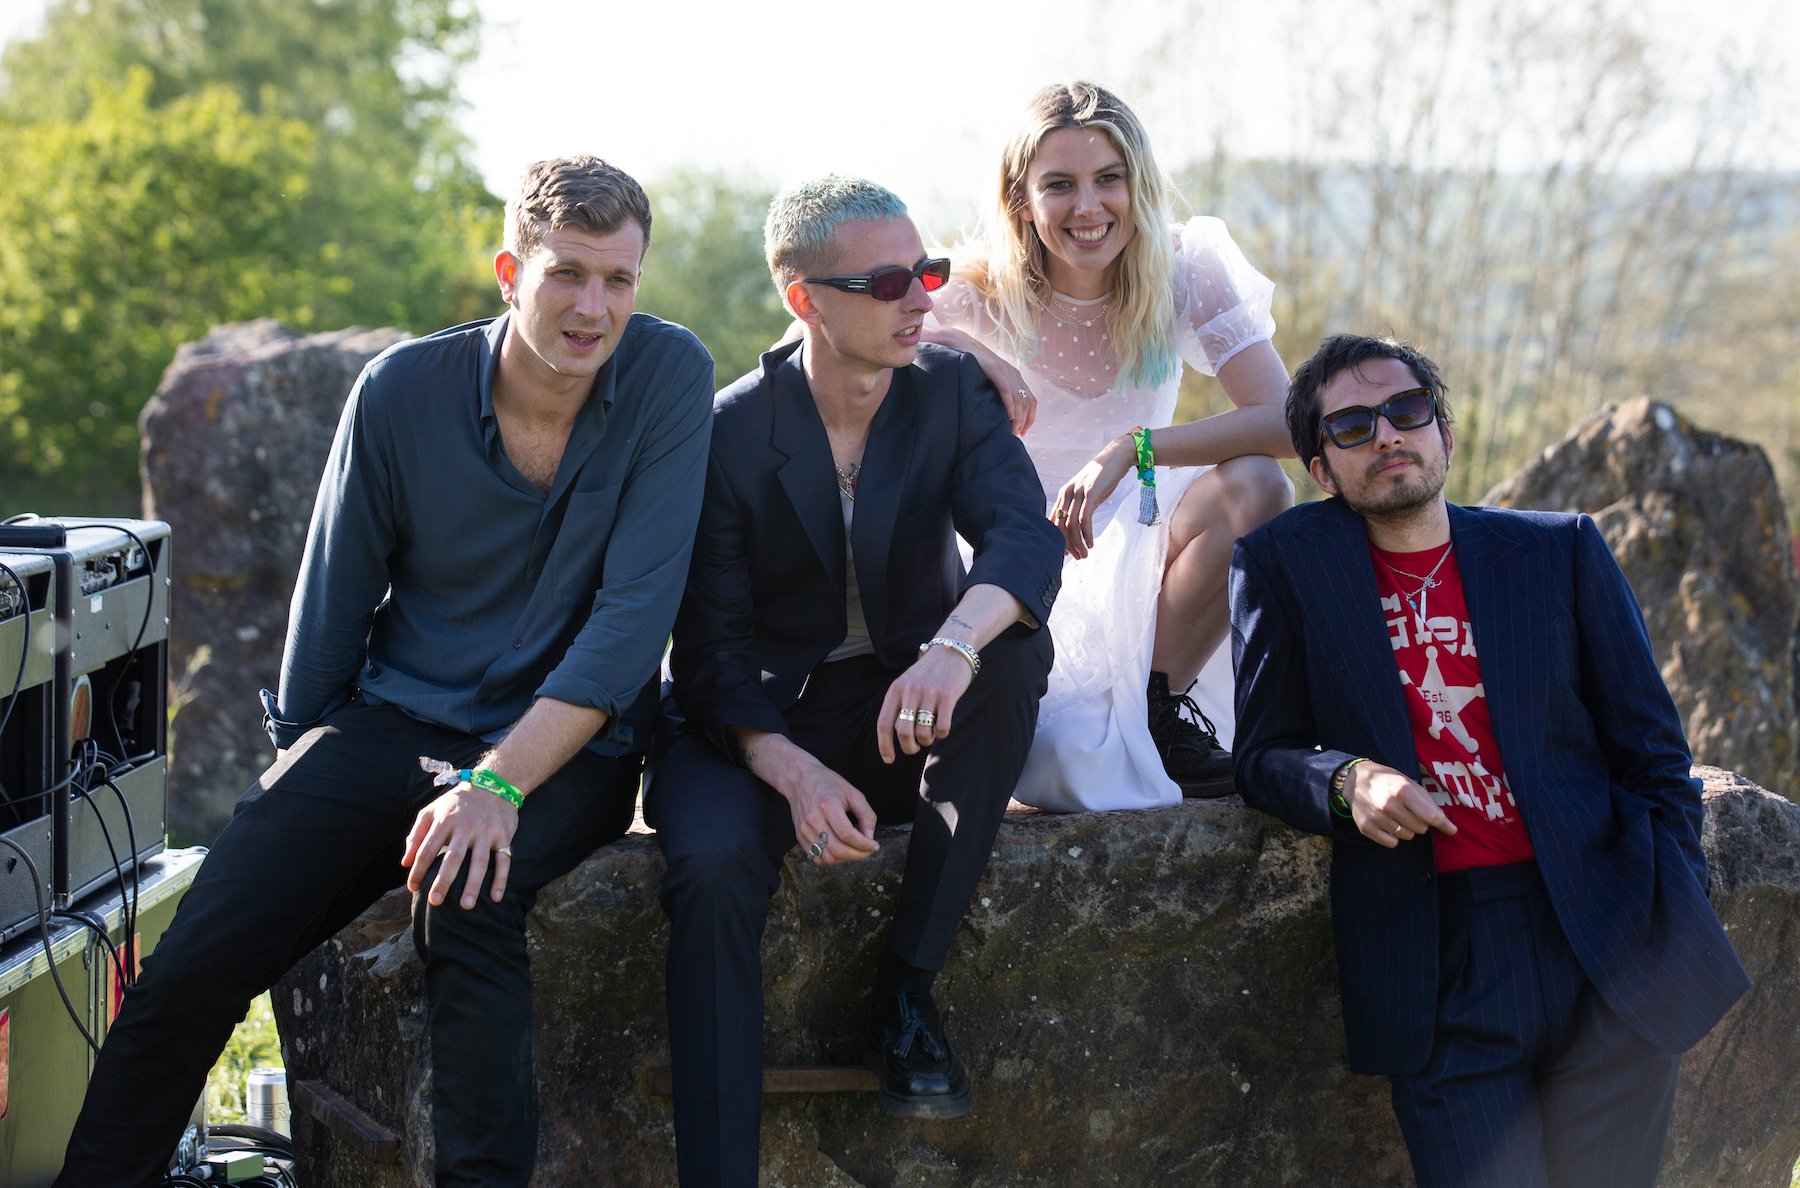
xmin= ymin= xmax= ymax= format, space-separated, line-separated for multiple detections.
xmin=1369 ymin=543 xmax=1535 ymax=873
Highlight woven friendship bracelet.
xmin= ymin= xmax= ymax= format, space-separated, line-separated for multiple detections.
xmin=1131 ymin=426 xmax=1159 ymax=526
xmin=460 ymin=767 xmax=525 ymax=809
xmin=1328 ymin=757 xmax=1367 ymax=818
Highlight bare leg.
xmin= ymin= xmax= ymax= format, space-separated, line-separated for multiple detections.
xmin=1151 ymin=455 xmax=1293 ymax=688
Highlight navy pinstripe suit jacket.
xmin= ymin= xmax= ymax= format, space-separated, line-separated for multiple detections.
xmin=1229 ymin=497 xmax=1749 ymax=1075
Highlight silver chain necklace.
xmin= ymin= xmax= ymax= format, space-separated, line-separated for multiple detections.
xmin=1379 ymin=540 xmax=1454 ymax=627
xmin=834 ymin=462 xmax=861 ymax=501
xmin=1046 ymin=290 xmax=1111 ymax=328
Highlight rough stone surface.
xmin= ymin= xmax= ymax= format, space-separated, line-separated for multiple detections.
xmin=273 ymin=772 xmax=1800 ymax=1188
xmin=139 ymin=320 xmax=409 ymax=839
xmin=1484 ymin=398 xmax=1800 ymax=802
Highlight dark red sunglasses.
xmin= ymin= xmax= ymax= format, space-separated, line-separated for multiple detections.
xmin=803 ymin=257 xmax=951 ymax=301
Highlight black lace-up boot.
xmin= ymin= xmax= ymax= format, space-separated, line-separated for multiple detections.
xmin=1147 ymin=670 xmax=1235 ymax=797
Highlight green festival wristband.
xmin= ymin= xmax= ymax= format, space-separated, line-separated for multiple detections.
xmin=1131 ymin=426 xmax=1159 ymax=526
xmin=461 ymin=767 xmax=525 ymax=809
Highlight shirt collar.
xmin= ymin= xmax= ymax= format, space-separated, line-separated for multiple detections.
xmin=477 ymin=311 xmax=622 ymax=426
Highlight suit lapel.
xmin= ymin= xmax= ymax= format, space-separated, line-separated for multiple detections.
xmin=1294 ymin=498 xmax=1419 ymax=770
xmin=1449 ymin=504 xmax=1541 ymax=803
xmin=849 ymin=369 xmax=914 ymax=637
xmin=770 ymin=351 xmax=845 ymax=593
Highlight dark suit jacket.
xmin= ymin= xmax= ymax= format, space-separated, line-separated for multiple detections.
xmin=670 ymin=340 xmax=1062 ymax=739
xmin=1230 ymin=497 xmax=1748 ymax=1075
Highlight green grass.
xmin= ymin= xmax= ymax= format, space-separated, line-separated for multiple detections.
xmin=205 ymin=992 xmax=282 ymax=1125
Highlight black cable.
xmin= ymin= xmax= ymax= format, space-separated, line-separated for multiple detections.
xmin=206 ymin=1125 xmax=294 ymax=1152
xmin=9 ymin=743 xmax=140 ymax=964
xmin=100 ymin=767 xmax=143 ymax=980
xmin=50 ymin=907 xmax=124 ymax=993
xmin=201 ymin=1144 xmax=295 ymax=1161
xmin=0 ymin=834 xmax=100 ymax=1052
xmin=68 ymin=522 xmax=157 ymax=763
xmin=9 ymin=748 xmax=107 ymax=814
xmin=72 ymin=765 xmax=134 ymax=975
xmin=75 ymin=742 xmax=141 ymax=968
xmin=0 ymin=559 xmax=31 ymax=748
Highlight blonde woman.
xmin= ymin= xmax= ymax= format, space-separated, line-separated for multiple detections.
xmin=926 ymin=81 xmax=1293 ymax=811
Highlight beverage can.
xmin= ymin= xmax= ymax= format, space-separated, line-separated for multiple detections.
xmin=245 ymin=1066 xmax=290 ymax=1136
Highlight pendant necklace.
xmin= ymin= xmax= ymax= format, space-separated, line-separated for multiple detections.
xmin=1380 ymin=540 xmax=1454 ymax=630
xmin=834 ymin=462 xmax=861 ymax=501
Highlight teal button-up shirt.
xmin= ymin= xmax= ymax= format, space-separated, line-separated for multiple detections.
xmin=264 ymin=311 xmax=713 ymax=756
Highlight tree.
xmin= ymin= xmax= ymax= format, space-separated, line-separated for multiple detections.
xmin=1114 ymin=0 xmax=1795 ymax=518
xmin=0 ymin=0 xmax=497 ymax=511
xmin=0 ymin=70 xmax=320 ymax=508
xmin=634 ymin=168 xmax=789 ymax=390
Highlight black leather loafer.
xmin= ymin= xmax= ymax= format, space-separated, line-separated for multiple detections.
xmin=867 ymin=990 xmax=973 ymax=1119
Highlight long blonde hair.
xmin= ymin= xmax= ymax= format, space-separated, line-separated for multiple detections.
xmin=970 ymin=81 xmax=1178 ymax=389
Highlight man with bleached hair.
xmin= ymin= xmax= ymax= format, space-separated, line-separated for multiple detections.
xmin=650 ymin=175 xmax=1063 ymax=1186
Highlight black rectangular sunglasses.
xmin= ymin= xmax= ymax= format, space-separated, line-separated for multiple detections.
xmin=1320 ymin=388 xmax=1438 ymax=449
xmin=803 ymin=257 xmax=951 ymax=302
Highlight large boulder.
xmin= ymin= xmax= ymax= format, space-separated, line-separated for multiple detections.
xmin=139 ymin=320 xmax=409 ymax=840
xmin=1484 ymin=398 xmax=1800 ymax=802
xmin=273 ymin=772 xmax=1800 ymax=1187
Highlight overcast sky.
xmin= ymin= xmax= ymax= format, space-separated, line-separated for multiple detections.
xmin=4 ymin=0 xmax=1795 ymax=236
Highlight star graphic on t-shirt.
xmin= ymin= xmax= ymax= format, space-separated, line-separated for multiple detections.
xmin=1399 ymin=645 xmax=1484 ymax=755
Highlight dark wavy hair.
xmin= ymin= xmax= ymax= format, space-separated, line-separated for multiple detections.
xmin=1287 ymin=334 xmax=1452 ymax=471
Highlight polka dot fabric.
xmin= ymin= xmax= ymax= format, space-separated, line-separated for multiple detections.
xmin=929 ymin=216 xmax=1277 ymax=811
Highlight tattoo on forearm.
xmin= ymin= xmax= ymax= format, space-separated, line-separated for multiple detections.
xmin=947 ymin=616 xmax=976 ymax=636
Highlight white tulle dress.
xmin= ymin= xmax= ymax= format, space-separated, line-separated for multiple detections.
xmin=930 ymin=216 xmax=1277 ymax=811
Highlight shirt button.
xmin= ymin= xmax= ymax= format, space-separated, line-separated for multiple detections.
xmin=513 ymin=638 xmax=523 ymax=648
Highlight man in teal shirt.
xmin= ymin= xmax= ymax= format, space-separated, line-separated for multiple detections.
xmin=57 ymin=155 xmax=713 ymax=1187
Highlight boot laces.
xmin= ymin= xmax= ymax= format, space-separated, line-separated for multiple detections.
xmin=1152 ymin=685 xmax=1221 ymax=749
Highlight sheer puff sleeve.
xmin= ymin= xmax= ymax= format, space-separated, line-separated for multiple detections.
xmin=1171 ymin=216 xmax=1277 ymax=376
xmin=926 ymin=275 xmax=1005 ymax=350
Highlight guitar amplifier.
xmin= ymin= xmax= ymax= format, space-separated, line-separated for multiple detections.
xmin=0 ymin=518 xmax=171 ymax=944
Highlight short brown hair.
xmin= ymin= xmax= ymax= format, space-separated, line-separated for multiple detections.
xmin=504 ymin=155 xmax=651 ymax=261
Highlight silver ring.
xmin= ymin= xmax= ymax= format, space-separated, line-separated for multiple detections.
xmin=915 ymin=710 xmax=937 ymax=728
xmin=897 ymin=708 xmax=918 ymax=723
xmin=1392 ymin=824 xmax=1405 ymax=837
xmin=1015 ymin=388 xmax=1029 ymax=399
xmin=807 ymin=841 xmax=824 ymax=859
xmin=498 ymin=846 xmax=513 ymax=856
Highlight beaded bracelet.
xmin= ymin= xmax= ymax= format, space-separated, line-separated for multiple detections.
xmin=460 ymin=767 xmax=525 ymax=809
xmin=1328 ymin=757 xmax=1367 ymax=818
xmin=1131 ymin=426 xmax=1159 ymax=526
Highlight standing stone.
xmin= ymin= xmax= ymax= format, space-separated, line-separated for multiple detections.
xmin=272 ymin=778 xmax=1800 ymax=1187
xmin=1484 ymin=398 xmax=1800 ymax=802
xmin=139 ymin=320 xmax=409 ymax=840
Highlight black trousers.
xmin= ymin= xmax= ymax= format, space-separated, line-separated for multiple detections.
xmin=647 ymin=631 xmax=1051 ymax=1188
xmin=54 ymin=701 xmax=640 ymax=1188
xmin=1388 ymin=861 xmax=1682 ymax=1188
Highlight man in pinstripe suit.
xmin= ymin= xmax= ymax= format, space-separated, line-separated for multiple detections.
xmin=1229 ymin=334 xmax=1748 ymax=1188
